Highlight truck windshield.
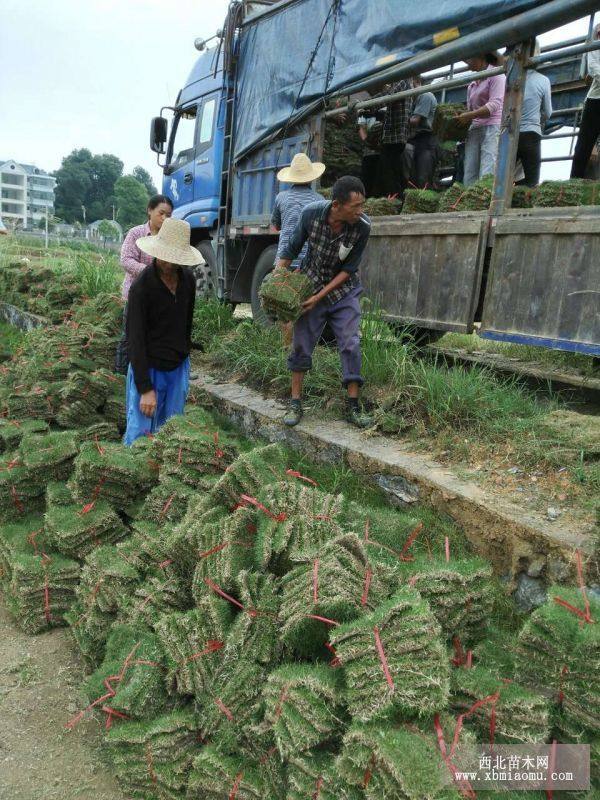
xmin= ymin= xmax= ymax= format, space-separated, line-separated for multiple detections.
xmin=170 ymin=107 xmax=197 ymax=167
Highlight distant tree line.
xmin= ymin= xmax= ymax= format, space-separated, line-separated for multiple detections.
xmin=53 ymin=149 xmax=159 ymax=230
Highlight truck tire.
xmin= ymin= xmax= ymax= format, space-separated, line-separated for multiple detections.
xmin=250 ymin=244 xmax=279 ymax=327
xmin=193 ymin=240 xmax=216 ymax=299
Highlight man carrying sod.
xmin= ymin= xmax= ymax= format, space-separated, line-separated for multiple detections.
xmin=276 ymin=175 xmax=373 ymax=429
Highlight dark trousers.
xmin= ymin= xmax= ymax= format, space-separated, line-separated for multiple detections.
xmin=409 ymin=131 xmax=440 ymax=189
xmin=361 ymin=153 xmax=381 ymax=198
xmin=571 ymin=98 xmax=600 ymax=179
xmin=378 ymin=142 xmax=409 ymax=196
xmin=516 ymin=131 xmax=542 ymax=187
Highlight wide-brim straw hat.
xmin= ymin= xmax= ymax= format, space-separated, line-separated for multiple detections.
xmin=277 ymin=152 xmax=326 ymax=184
xmin=136 ymin=217 xmax=204 ymax=266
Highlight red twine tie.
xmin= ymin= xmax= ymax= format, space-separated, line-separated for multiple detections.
xmin=182 ymin=640 xmax=224 ymax=665
xmin=286 ymin=469 xmax=317 ymax=487
xmin=398 ymin=522 xmax=424 ymax=561
xmin=27 ymin=528 xmax=42 ymax=555
xmin=204 ymin=578 xmax=258 ymax=617
xmin=239 ymin=494 xmax=287 ymax=523
xmin=215 ymin=697 xmax=234 ymax=722
xmin=373 ymin=626 xmax=394 ymax=691
xmin=445 ymin=536 xmax=450 ymax=563
xmin=434 ymin=714 xmax=476 ymax=800
xmin=146 ymin=744 xmax=157 ymax=785
xmin=313 ymin=776 xmax=324 ymax=799
xmin=273 ymin=684 xmax=290 ymax=721
xmin=553 ymin=550 xmax=594 ymax=624
xmin=363 ymin=753 xmax=377 ymax=789
xmin=324 ymin=642 xmax=341 ymax=668
xmin=229 ymin=771 xmax=243 ymax=800
xmin=312 ymin=559 xmax=319 ymax=604
xmin=361 ymin=567 xmax=373 ymax=607
xmin=557 ymin=664 xmax=569 ymax=704
xmin=10 ymin=485 xmax=24 ymax=514
xmin=159 ymin=493 xmax=176 ymax=519
xmin=306 ymin=614 xmax=339 ymax=626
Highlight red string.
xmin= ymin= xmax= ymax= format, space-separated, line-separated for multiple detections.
xmin=553 ymin=549 xmax=594 ymax=624
xmin=373 ymin=626 xmax=394 ymax=691
xmin=362 ymin=753 xmax=377 ymax=789
xmin=27 ymin=528 xmax=42 ymax=555
xmin=313 ymin=776 xmax=324 ymax=799
xmin=312 ymin=559 xmax=319 ymax=604
xmin=398 ymin=522 xmax=424 ymax=561
xmin=324 ymin=642 xmax=341 ymax=667
xmin=101 ymin=706 xmax=129 ymax=730
xmin=306 ymin=614 xmax=339 ymax=626
xmin=557 ymin=664 xmax=569 ymax=704
xmin=159 ymin=493 xmax=176 ymax=519
xmin=286 ymin=469 xmax=317 ymax=487
xmin=434 ymin=714 xmax=476 ymax=799
xmin=146 ymin=744 xmax=157 ymax=786
xmin=445 ymin=536 xmax=450 ymax=563
xmin=239 ymin=494 xmax=287 ymax=523
xmin=182 ymin=640 xmax=224 ymax=665
xmin=229 ymin=771 xmax=243 ymax=800
xmin=273 ymin=684 xmax=290 ymax=721
xmin=10 ymin=485 xmax=24 ymax=514
xmin=204 ymin=578 xmax=257 ymax=617
xmin=364 ymin=518 xmax=370 ymax=541
xmin=94 ymin=435 xmax=105 ymax=456
xmin=215 ymin=697 xmax=234 ymax=722
xmin=450 ymin=692 xmax=500 ymax=758
xmin=361 ymin=568 xmax=373 ymax=607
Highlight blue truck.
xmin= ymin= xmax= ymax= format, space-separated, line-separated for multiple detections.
xmin=150 ymin=0 xmax=600 ymax=354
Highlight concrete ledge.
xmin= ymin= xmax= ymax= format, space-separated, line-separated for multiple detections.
xmin=0 ymin=302 xmax=48 ymax=331
xmin=193 ymin=372 xmax=594 ymax=584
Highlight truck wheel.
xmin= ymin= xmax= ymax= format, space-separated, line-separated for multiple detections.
xmin=250 ymin=244 xmax=279 ymax=327
xmin=193 ymin=240 xmax=216 ymax=299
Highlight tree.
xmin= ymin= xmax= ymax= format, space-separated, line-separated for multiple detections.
xmin=97 ymin=219 xmax=120 ymax=247
xmin=133 ymin=166 xmax=158 ymax=197
xmin=88 ymin=154 xmax=124 ymax=220
xmin=115 ymin=175 xmax=150 ymax=231
xmin=54 ymin=149 xmax=124 ymax=223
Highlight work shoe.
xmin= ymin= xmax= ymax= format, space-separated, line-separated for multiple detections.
xmin=283 ymin=400 xmax=303 ymax=427
xmin=345 ymin=404 xmax=374 ymax=429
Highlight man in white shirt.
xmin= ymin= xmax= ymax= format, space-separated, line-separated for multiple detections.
xmin=571 ymin=23 xmax=600 ymax=178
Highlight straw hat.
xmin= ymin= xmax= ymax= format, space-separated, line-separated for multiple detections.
xmin=136 ymin=218 xmax=204 ymax=266
xmin=277 ymin=152 xmax=326 ymax=184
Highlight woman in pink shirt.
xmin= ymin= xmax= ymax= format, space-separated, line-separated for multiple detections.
xmin=115 ymin=194 xmax=173 ymax=373
xmin=456 ymin=53 xmax=506 ymax=186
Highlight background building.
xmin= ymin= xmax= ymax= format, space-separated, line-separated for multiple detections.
xmin=0 ymin=159 xmax=56 ymax=229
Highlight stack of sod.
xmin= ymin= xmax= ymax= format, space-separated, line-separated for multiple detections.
xmin=0 ymin=419 xmax=48 ymax=453
xmin=263 ymin=664 xmax=346 ymax=758
xmin=321 ymin=116 xmax=364 ymax=186
xmin=118 ymin=521 xmax=176 ymax=577
xmin=4 ymin=382 xmax=60 ymax=422
xmin=402 ymin=189 xmax=440 ymax=214
xmin=155 ymin=601 xmax=232 ymax=698
xmin=330 ymin=588 xmax=450 ymax=722
xmin=104 ymin=709 xmax=199 ymax=800
xmin=70 ymin=439 xmax=158 ymax=510
xmin=82 ymin=623 xmax=169 ymax=721
xmin=124 ymin=573 xmax=191 ymax=630
xmin=0 ymin=453 xmax=46 ymax=523
xmin=44 ymin=498 xmax=128 ymax=560
xmin=45 ymin=480 xmax=73 ymax=507
xmin=511 ymin=185 xmax=534 ymax=208
xmin=191 ymin=505 xmax=258 ymax=590
xmin=432 ymin=102 xmax=467 ymax=142
xmin=287 ymin=753 xmax=363 ymax=800
xmin=101 ymin=378 xmax=127 ymax=431
xmin=554 ymin=711 xmax=600 ymax=784
xmin=533 ymin=178 xmax=600 ymax=207
xmin=279 ymin=533 xmax=390 ymax=657
xmin=222 ymin=570 xmax=281 ymax=665
xmin=454 ymin=175 xmax=494 ymax=211
xmin=44 ymin=274 xmax=83 ymax=318
xmin=439 ymin=140 xmax=458 ymax=169
xmin=450 ymin=662 xmax=551 ymax=743
xmin=164 ymin=503 xmax=228 ymax=584
xmin=560 ymin=595 xmax=600 ymax=733
xmin=19 ymin=430 xmax=79 ymax=483
xmin=187 ymin=746 xmax=284 ymax=800
xmin=208 ymin=443 xmax=288 ymax=509
xmin=138 ymin=478 xmax=196 ymax=527
xmin=437 ymin=182 xmax=466 ymax=213
xmin=56 ymin=370 xmax=111 ymax=428
xmin=79 ymin=421 xmax=121 ymax=442
xmin=72 ymin=292 xmax=123 ymax=337
xmin=363 ymin=197 xmax=402 ymax=216
xmin=253 ymin=480 xmax=345 ymax=573
xmin=336 ymin=721 xmax=456 ymax=800
xmin=0 ymin=517 xmax=80 ymax=633
xmin=259 ymin=267 xmax=314 ymax=324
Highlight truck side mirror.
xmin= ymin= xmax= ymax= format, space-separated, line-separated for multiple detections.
xmin=150 ymin=117 xmax=168 ymax=154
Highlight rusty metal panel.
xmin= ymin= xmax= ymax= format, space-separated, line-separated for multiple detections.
xmin=480 ymin=209 xmax=600 ymax=354
xmin=360 ymin=212 xmax=488 ymax=332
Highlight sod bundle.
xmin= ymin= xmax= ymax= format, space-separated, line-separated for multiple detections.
xmin=70 ymin=439 xmax=158 ymax=509
xmin=45 ymin=480 xmax=73 ymax=507
xmin=0 ymin=453 xmax=46 ymax=523
xmin=56 ymin=370 xmax=111 ymax=428
xmin=279 ymin=533 xmax=389 ymax=657
xmin=187 ymin=746 xmax=279 ymax=800
xmin=263 ymin=663 xmax=346 ymax=758
xmin=511 ymin=185 xmax=534 ymax=208
xmin=331 ymin=588 xmax=450 ymax=722
xmin=79 ymin=421 xmax=121 ymax=442
xmin=259 ymin=267 xmax=314 ymax=324
xmin=451 ymin=662 xmax=550 ymax=743
xmin=124 ymin=574 xmax=192 ymax=630
xmin=253 ymin=480 xmax=345 ymax=573
xmin=138 ymin=478 xmax=196 ymax=527
xmin=286 ymin=752 xmax=363 ymax=800
xmin=44 ymin=498 xmax=128 ymax=560
xmin=402 ymin=189 xmax=440 ymax=214
xmin=223 ymin=570 xmax=281 ymax=665
xmin=560 ymin=600 xmax=600 ymax=732
xmin=454 ymin=175 xmax=494 ymax=211
xmin=104 ymin=709 xmax=199 ymax=800
xmin=72 ymin=292 xmax=123 ymax=336
xmin=102 ymin=380 xmax=127 ymax=431
xmin=363 ymin=197 xmax=402 ymax=216
xmin=533 ymin=178 xmax=600 ymax=207
xmin=0 ymin=418 xmax=48 ymax=453
xmin=19 ymin=429 xmax=79 ymax=482
xmin=437 ymin=182 xmax=466 ymax=213
xmin=432 ymin=102 xmax=467 ymax=142
xmin=321 ymin=116 xmax=364 ymax=186
xmin=191 ymin=505 xmax=258 ymax=590
xmin=208 ymin=443 xmax=288 ymax=509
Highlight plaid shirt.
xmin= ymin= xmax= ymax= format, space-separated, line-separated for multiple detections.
xmin=382 ymin=78 xmax=414 ymax=145
xmin=280 ymin=201 xmax=371 ymax=305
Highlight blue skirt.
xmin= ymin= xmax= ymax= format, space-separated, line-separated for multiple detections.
xmin=123 ymin=358 xmax=190 ymax=446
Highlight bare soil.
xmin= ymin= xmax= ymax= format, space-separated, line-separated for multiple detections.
xmin=0 ymin=597 xmax=124 ymax=800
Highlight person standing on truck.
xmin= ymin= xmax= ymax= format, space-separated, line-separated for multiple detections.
xmin=456 ymin=53 xmax=506 ymax=185
xmin=378 ymin=78 xmax=414 ymax=196
xmin=123 ymin=218 xmax=199 ymax=445
xmin=407 ymin=76 xmax=439 ymax=188
xmin=515 ymin=41 xmax=552 ymax=187
xmin=114 ymin=194 xmax=173 ymax=374
xmin=276 ymin=175 xmax=373 ymax=430
xmin=571 ymin=23 xmax=600 ymax=179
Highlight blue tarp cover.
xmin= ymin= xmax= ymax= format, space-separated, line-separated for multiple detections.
xmin=234 ymin=0 xmax=552 ymax=159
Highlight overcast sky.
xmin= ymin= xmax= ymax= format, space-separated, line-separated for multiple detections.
xmin=0 ymin=2 xmax=592 ymax=186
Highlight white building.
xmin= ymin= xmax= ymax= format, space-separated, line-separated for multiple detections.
xmin=0 ymin=159 xmax=56 ymax=229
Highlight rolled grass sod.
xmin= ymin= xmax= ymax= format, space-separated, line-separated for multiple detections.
xmin=259 ymin=267 xmax=314 ymax=324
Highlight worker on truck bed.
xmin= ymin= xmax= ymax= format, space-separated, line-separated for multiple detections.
xmin=407 ymin=76 xmax=439 ymax=189
xmin=515 ymin=40 xmax=552 ymax=187
xmin=456 ymin=52 xmax=506 ymax=185
xmin=571 ymin=22 xmax=600 ymax=179
xmin=123 ymin=218 xmax=199 ymax=445
xmin=115 ymin=194 xmax=173 ymax=375
xmin=276 ymin=175 xmax=373 ymax=430
xmin=378 ymin=78 xmax=414 ymax=196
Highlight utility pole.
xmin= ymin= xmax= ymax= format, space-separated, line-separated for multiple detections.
xmin=44 ymin=205 xmax=49 ymax=249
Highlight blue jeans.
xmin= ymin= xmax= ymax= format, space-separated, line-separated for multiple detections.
xmin=123 ymin=358 xmax=190 ymax=446
xmin=287 ymin=285 xmax=363 ymax=387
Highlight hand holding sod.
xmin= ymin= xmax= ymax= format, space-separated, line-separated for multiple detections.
xmin=140 ymin=389 xmax=157 ymax=418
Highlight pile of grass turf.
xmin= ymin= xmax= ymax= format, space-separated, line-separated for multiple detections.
xmin=208 ymin=443 xmax=288 ymax=509
xmin=83 ymin=623 xmax=168 ymax=720
xmin=191 ymin=505 xmax=258 ymax=590
xmin=0 ymin=453 xmax=46 ymax=523
xmin=155 ymin=602 xmax=231 ymax=698
xmin=259 ymin=267 xmax=314 ymax=324
xmin=533 ymin=178 xmax=600 ymax=207
xmin=137 ymin=478 xmax=196 ymax=527
xmin=187 ymin=747 xmax=273 ymax=800
xmin=117 ymin=521 xmax=176 ymax=577
xmin=101 ymin=379 xmax=127 ymax=431
xmin=0 ymin=419 xmax=48 ymax=453
xmin=44 ymin=274 xmax=83 ymax=318
xmin=363 ymin=197 xmax=402 ymax=216
xmin=331 ymin=588 xmax=450 ymax=722
xmin=19 ymin=430 xmax=79 ymax=483
xmin=104 ymin=709 xmax=199 ymax=800
xmin=72 ymin=292 xmax=123 ymax=336
xmin=336 ymin=721 xmax=454 ymax=800
xmin=221 ymin=570 xmax=281 ymax=665
xmin=451 ymin=662 xmax=550 ymax=743
xmin=0 ymin=517 xmax=80 ymax=633
xmin=390 ymin=555 xmax=495 ymax=643
xmin=263 ymin=664 xmax=346 ymax=758
xmin=432 ymin=102 xmax=467 ymax=142
xmin=560 ymin=600 xmax=600 ymax=732
xmin=511 ymin=185 xmax=534 ymax=208
xmin=287 ymin=752 xmax=363 ymax=800
xmin=402 ymin=189 xmax=440 ymax=214
xmin=554 ymin=711 xmax=600 ymax=783
xmin=70 ymin=439 xmax=158 ymax=510
xmin=78 ymin=421 xmax=121 ymax=442
xmin=123 ymin=574 xmax=191 ymax=630
xmin=44 ymin=498 xmax=128 ymax=560
xmin=4 ymin=382 xmax=61 ymax=422
xmin=45 ymin=480 xmax=73 ymax=507
xmin=56 ymin=370 xmax=111 ymax=428
xmin=437 ymin=182 xmax=466 ymax=213
xmin=279 ymin=533 xmax=389 ymax=657
xmin=454 ymin=175 xmax=494 ymax=211
xmin=253 ymin=480 xmax=345 ymax=574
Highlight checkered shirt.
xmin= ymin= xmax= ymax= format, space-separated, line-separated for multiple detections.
xmin=382 ymin=78 xmax=414 ymax=145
